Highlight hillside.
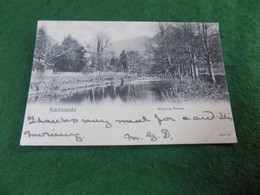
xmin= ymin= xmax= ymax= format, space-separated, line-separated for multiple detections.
xmin=109 ymin=36 xmax=149 ymax=55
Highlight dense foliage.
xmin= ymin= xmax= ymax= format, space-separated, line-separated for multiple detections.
xmin=147 ymin=23 xmax=223 ymax=84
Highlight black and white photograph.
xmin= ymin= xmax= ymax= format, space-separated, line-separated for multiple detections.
xmin=29 ymin=21 xmax=228 ymax=104
xmin=20 ymin=21 xmax=237 ymax=146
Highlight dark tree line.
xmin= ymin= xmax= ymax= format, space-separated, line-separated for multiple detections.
xmin=147 ymin=23 xmax=223 ymax=84
xmin=34 ymin=27 xmax=87 ymax=72
xmin=107 ymin=50 xmax=148 ymax=75
xmin=34 ymin=28 xmax=146 ymax=75
xmin=34 ymin=23 xmax=222 ymax=82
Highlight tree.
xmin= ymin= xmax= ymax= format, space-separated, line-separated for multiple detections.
xmin=119 ymin=50 xmax=128 ymax=72
xmin=173 ymin=23 xmax=200 ymax=82
xmin=126 ymin=51 xmax=143 ymax=73
xmin=108 ymin=56 xmax=119 ymax=71
xmin=114 ymin=57 xmax=121 ymax=72
xmin=96 ymin=32 xmax=109 ymax=53
xmin=109 ymin=56 xmax=116 ymax=67
xmin=147 ymin=23 xmax=181 ymax=79
xmin=33 ymin=27 xmax=52 ymax=70
xmin=52 ymin=35 xmax=87 ymax=72
xmin=197 ymin=23 xmax=218 ymax=84
xmin=95 ymin=32 xmax=109 ymax=71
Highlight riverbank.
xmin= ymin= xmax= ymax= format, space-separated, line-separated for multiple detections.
xmin=28 ymin=71 xmax=229 ymax=103
xmin=28 ymin=71 xmax=137 ymax=102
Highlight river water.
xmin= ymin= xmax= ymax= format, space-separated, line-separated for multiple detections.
xmin=61 ymin=80 xmax=173 ymax=103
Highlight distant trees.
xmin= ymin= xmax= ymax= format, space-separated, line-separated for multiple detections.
xmin=98 ymin=50 xmax=148 ymax=76
xmin=34 ymin=28 xmax=149 ymax=75
xmin=95 ymin=32 xmax=109 ymax=71
xmin=84 ymin=32 xmax=146 ymax=75
xmin=127 ymin=51 xmax=143 ymax=73
xmin=96 ymin=32 xmax=109 ymax=53
xmin=109 ymin=56 xmax=117 ymax=67
xmin=119 ymin=50 xmax=128 ymax=72
xmin=109 ymin=56 xmax=119 ymax=72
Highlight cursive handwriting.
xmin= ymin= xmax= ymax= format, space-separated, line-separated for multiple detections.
xmin=219 ymin=112 xmax=233 ymax=121
xmin=116 ymin=116 xmax=151 ymax=124
xmin=82 ymin=118 xmax=112 ymax=128
xmin=23 ymin=130 xmax=84 ymax=142
xmin=124 ymin=133 xmax=140 ymax=141
xmin=193 ymin=111 xmax=215 ymax=120
xmin=182 ymin=111 xmax=233 ymax=121
xmin=161 ymin=129 xmax=170 ymax=138
xmin=26 ymin=110 xmax=232 ymax=144
xmin=123 ymin=129 xmax=173 ymax=142
xmin=146 ymin=131 xmax=157 ymax=141
xmin=28 ymin=115 xmax=112 ymax=128
xmin=28 ymin=116 xmax=78 ymax=124
xmin=154 ymin=114 xmax=175 ymax=125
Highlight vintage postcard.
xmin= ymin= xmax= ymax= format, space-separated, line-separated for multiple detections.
xmin=20 ymin=21 xmax=237 ymax=145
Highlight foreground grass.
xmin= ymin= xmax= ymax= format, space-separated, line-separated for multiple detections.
xmin=160 ymin=75 xmax=229 ymax=103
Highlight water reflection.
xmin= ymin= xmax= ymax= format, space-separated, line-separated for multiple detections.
xmin=61 ymin=80 xmax=172 ymax=103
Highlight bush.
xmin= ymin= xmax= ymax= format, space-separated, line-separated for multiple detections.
xmin=161 ymin=77 xmax=229 ymax=102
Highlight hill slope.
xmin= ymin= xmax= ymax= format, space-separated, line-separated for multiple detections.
xmin=110 ymin=36 xmax=149 ymax=55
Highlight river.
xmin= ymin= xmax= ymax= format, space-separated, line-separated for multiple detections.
xmin=61 ymin=80 xmax=173 ymax=103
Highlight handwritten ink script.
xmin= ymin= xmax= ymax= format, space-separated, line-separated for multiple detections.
xmin=124 ymin=129 xmax=173 ymax=143
xmin=27 ymin=111 xmax=233 ymax=127
xmin=24 ymin=130 xmax=84 ymax=142
xmin=22 ymin=111 xmax=235 ymax=144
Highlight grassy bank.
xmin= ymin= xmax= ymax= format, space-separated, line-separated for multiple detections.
xmin=28 ymin=71 xmax=137 ymax=102
xmin=160 ymin=75 xmax=229 ymax=103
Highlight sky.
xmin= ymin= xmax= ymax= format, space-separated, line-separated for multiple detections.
xmin=37 ymin=21 xmax=219 ymax=47
xmin=38 ymin=21 xmax=158 ymax=45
